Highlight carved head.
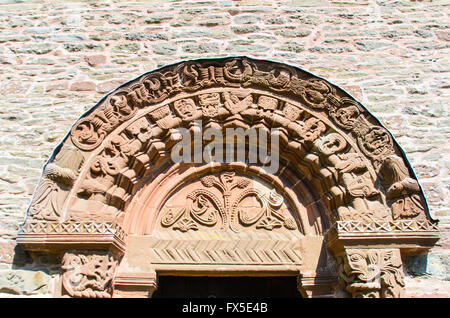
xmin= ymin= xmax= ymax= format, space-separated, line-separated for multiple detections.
xmin=173 ymin=98 xmax=198 ymax=120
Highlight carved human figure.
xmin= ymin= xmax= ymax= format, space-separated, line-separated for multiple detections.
xmin=110 ymin=95 xmax=135 ymax=120
xmin=148 ymin=105 xmax=180 ymax=130
xmin=198 ymin=93 xmax=222 ymax=117
xmin=379 ymin=155 xmax=424 ymax=219
xmin=315 ymin=133 xmax=387 ymax=221
xmin=222 ymin=90 xmax=254 ymax=115
xmin=124 ymin=117 xmax=153 ymax=155
xmin=298 ymin=117 xmax=327 ymax=144
xmin=78 ymin=136 xmax=128 ymax=202
xmin=257 ymin=95 xmax=278 ymax=111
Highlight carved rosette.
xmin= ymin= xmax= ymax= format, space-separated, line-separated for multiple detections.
xmin=61 ymin=251 xmax=118 ymax=298
xmin=338 ymin=249 xmax=405 ymax=298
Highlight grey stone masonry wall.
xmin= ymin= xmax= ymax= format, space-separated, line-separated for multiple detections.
xmin=0 ymin=0 xmax=448 ymax=297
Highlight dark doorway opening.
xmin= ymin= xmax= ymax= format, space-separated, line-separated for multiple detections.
xmin=152 ymin=276 xmax=302 ymax=298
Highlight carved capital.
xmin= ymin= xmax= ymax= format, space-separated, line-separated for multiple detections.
xmin=61 ymin=251 xmax=118 ymax=298
xmin=337 ymin=249 xmax=405 ymax=298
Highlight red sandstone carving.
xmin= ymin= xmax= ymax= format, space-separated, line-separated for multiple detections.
xmin=17 ymin=57 xmax=438 ymax=298
xmin=160 ymin=172 xmax=297 ymax=233
xmin=61 ymin=252 xmax=117 ymax=298
xmin=380 ymin=155 xmax=425 ymax=220
xmin=338 ymin=249 xmax=405 ymax=298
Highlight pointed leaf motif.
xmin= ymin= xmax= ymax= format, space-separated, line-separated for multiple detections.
xmin=256 ymin=216 xmax=283 ymax=230
xmin=173 ymin=218 xmax=198 ymax=232
xmin=161 ymin=207 xmax=185 ymax=228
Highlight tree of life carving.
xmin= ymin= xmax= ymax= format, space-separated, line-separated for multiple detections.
xmin=160 ymin=172 xmax=297 ymax=233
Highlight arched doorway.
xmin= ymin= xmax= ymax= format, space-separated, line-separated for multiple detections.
xmin=17 ymin=57 xmax=439 ymax=298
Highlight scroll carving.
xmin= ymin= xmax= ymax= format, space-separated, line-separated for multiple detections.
xmin=71 ymin=94 xmax=136 ymax=151
xmin=67 ymin=58 xmax=397 ymax=180
xmin=354 ymin=124 xmax=394 ymax=164
xmin=380 ymin=155 xmax=425 ymax=220
xmin=61 ymin=252 xmax=117 ymax=298
xmin=173 ymin=98 xmax=201 ymax=121
xmin=338 ymin=249 xmax=405 ymax=298
xmin=28 ymin=145 xmax=84 ymax=221
xmin=160 ymin=172 xmax=298 ymax=233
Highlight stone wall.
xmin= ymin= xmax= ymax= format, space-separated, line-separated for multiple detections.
xmin=0 ymin=0 xmax=448 ymax=297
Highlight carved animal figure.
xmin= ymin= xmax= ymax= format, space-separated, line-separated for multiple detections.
xmin=380 ymin=155 xmax=424 ymax=219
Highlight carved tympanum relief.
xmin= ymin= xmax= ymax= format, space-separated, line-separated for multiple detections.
xmin=61 ymin=251 xmax=118 ymax=298
xmin=159 ymin=172 xmax=298 ymax=233
xmin=338 ymin=249 xmax=405 ymax=298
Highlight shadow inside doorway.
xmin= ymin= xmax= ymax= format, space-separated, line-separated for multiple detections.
xmin=152 ymin=276 xmax=302 ymax=298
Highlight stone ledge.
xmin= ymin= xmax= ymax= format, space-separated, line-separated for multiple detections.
xmin=325 ymin=220 xmax=440 ymax=254
xmin=16 ymin=222 xmax=127 ymax=254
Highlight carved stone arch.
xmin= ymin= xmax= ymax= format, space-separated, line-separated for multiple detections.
xmin=17 ymin=57 xmax=439 ymax=298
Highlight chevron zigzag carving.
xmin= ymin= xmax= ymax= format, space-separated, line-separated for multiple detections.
xmin=147 ymin=230 xmax=303 ymax=265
